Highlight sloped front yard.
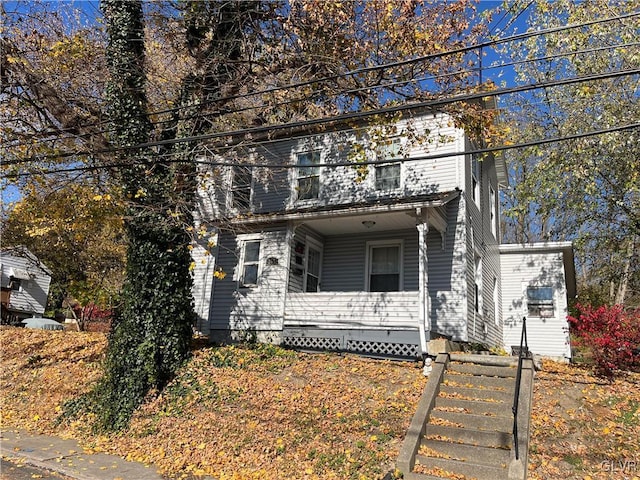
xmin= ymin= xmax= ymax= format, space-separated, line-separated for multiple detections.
xmin=1 ymin=328 xmax=639 ymax=480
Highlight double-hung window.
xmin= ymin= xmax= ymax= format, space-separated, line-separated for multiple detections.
xmin=296 ymin=151 xmax=321 ymax=200
xmin=367 ymin=241 xmax=402 ymax=292
xmin=240 ymin=240 xmax=261 ymax=287
xmin=527 ymin=286 xmax=554 ymax=318
xmin=474 ymin=254 xmax=483 ymax=314
xmin=471 ymin=155 xmax=481 ymax=208
xmin=490 ymin=186 xmax=497 ymax=238
xmin=230 ymin=166 xmax=252 ymax=211
xmin=375 ymin=138 xmax=402 ymax=191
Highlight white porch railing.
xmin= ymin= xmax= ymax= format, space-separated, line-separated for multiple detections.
xmin=284 ymin=291 xmax=420 ymax=329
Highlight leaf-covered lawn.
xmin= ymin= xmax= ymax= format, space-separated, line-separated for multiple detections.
xmin=0 ymin=328 xmax=424 ymax=479
xmin=1 ymin=329 xmax=639 ymax=480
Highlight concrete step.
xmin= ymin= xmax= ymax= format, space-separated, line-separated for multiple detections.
xmin=413 ymin=455 xmax=508 ymax=480
xmin=448 ymin=362 xmax=517 ymax=378
xmin=425 ymin=424 xmax=512 ymax=449
xmin=444 ymin=371 xmax=515 ymax=391
xmin=429 ymin=410 xmax=513 ymax=433
xmin=420 ymin=438 xmax=512 ymax=466
xmin=435 ymin=396 xmax=512 ymax=418
xmin=439 ymin=384 xmax=513 ymax=403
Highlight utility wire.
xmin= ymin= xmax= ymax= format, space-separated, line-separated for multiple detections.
xmin=4 ymin=122 xmax=638 ymax=179
xmin=5 ymin=9 xmax=638 ymax=143
xmin=7 ymin=65 xmax=637 ymax=165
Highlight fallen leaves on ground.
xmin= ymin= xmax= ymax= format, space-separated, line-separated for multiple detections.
xmin=3 ymin=328 xmax=639 ymax=480
xmin=0 ymin=328 xmax=425 ymax=479
xmin=529 ymin=359 xmax=640 ymax=480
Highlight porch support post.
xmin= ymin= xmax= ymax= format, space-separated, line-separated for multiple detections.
xmin=416 ymin=208 xmax=430 ymax=356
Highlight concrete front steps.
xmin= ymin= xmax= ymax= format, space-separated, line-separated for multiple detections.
xmin=397 ymin=353 xmax=534 ymax=480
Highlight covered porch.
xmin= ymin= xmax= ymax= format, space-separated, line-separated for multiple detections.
xmin=279 ymin=191 xmax=459 ymax=358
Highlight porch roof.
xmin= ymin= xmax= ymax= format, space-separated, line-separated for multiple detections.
xmin=229 ymin=190 xmax=459 ymax=235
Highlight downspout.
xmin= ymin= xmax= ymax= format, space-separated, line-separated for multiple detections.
xmin=416 ymin=208 xmax=430 ymax=356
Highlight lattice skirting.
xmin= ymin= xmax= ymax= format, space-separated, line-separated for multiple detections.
xmin=282 ymin=328 xmax=421 ymax=359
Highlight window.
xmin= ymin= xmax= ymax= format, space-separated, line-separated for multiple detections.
xmin=490 ymin=186 xmax=497 ymax=238
xmin=527 ymin=286 xmax=554 ymax=318
xmin=240 ymin=241 xmax=261 ymax=287
xmin=305 ymin=246 xmax=321 ymax=292
xmin=367 ymin=242 xmax=402 ymax=292
xmin=493 ymin=276 xmax=499 ymax=325
xmin=375 ymin=164 xmax=401 ymax=190
xmin=375 ymin=137 xmax=402 ymax=190
xmin=9 ymin=276 xmax=22 ymax=291
xmin=296 ymin=151 xmax=320 ymax=200
xmin=474 ymin=254 xmax=483 ymax=314
xmin=471 ymin=155 xmax=481 ymax=207
xmin=231 ymin=166 xmax=252 ymax=211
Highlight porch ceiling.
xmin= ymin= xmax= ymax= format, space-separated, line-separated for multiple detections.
xmin=301 ymin=210 xmax=418 ymax=236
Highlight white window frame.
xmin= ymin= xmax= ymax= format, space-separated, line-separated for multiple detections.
xmin=490 ymin=185 xmax=497 ymax=238
xmin=228 ymin=165 xmax=253 ymax=212
xmin=526 ymin=285 xmax=555 ymax=318
xmin=295 ymin=150 xmax=321 ymax=201
xmin=493 ymin=276 xmax=499 ymax=326
xmin=474 ymin=253 xmax=483 ymax=315
xmin=9 ymin=276 xmax=24 ymax=292
xmin=236 ymin=234 xmax=262 ymax=288
xmin=471 ymin=155 xmax=481 ymax=208
xmin=365 ymin=240 xmax=404 ymax=292
xmin=303 ymin=237 xmax=323 ymax=293
xmin=374 ymin=137 xmax=403 ymax=191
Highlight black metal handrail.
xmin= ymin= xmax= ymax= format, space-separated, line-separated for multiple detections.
xmin=512 ymin=316 xmax=529 ymax=460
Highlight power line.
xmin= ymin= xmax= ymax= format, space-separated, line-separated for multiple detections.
xmin=7 ymin=65 xmax=637 ymax=165
xmin=4 ymin=8 xmax=638 ymax=147
xmin=4 ymin=122 xmax=638 ymax=179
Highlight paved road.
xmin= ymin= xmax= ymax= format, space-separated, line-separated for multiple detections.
xmin=1 ymin=458 xmax=74 ymax=480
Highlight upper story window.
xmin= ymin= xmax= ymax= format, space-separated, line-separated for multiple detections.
xmin=527 ymin=286 xmax=554 ymax=318
xmin=240 ymin=240 xmax=261 ymax=287
xmin=367 ymin=241 xmax=403 ymax=292
xmin=490 ymin=185 xmax=497 ymax=238
xmin=230 ymin=165 xmax=252 ymax=211
xmin=296 ymin=151 xmax=321 ymax=200
xmin=471 ymin=155 xmax=481 ymax=208
xmin=9 ymin=276 xmax=23 ymax=291
xmin=375 ymin=137 xmax=402 ymax=191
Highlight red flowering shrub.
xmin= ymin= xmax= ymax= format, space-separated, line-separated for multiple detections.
xmin=568 ymin=304 xmax=640 ymax=378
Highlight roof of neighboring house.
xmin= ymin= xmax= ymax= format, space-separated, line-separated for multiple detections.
xmin=0 ymin=246 xmax=53 ymax=277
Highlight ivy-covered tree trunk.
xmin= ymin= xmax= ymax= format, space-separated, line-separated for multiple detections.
xmin=97 ymin=0 xmax=194 ymax=431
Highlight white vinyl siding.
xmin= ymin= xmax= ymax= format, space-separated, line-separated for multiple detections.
xmin=0 ymin=250 xmax=51 ymax=316
xmin=500 ymin=247 xmax=571 ymax=359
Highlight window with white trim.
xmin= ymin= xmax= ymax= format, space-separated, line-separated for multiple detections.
xmin=367 ymin=241 xmax=403 ymax=292
xmin=493 ymin=276 xmax=499 ymax=325
xmin=240 ymin=240 xmax=261 ymax=287
xmin=296 ymin=151 xmax=321 ymax=200
xmin=375 ymin=137 xmax=402 ymax=190
xmin=471 ymin=155 xmax=481 ymax=208
xmin=9 ymin=276 xmax=23 ymax=291
xmin=527 ymin=286 xmax=554 ymax=318
xmin=230 ymin=165 xmax=252 ymax=211
xmin=490 ymin=186 xmax=497 ymax=238
xmin=305 ymin=245 xmax=322 ymax=292
xmin=474 ymin=254 xmax=483 ymax=314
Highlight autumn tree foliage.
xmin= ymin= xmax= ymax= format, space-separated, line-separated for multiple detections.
xmin=498 ymin=0 xmax=640 ymax=306
xmin=3 ymin=0 xmax=493 ymax=430
xmin=569 ymin=304 xmax=640 ymax=378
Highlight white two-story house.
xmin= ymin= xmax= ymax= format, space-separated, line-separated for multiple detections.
xmin=191 ymin=107 xmax=575 ymax=360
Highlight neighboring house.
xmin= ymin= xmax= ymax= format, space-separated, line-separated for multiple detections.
xmin=0 ymin=246 xmax=52 ymax=324
xmin=191 ymin=107 xmax=576 ymax=359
